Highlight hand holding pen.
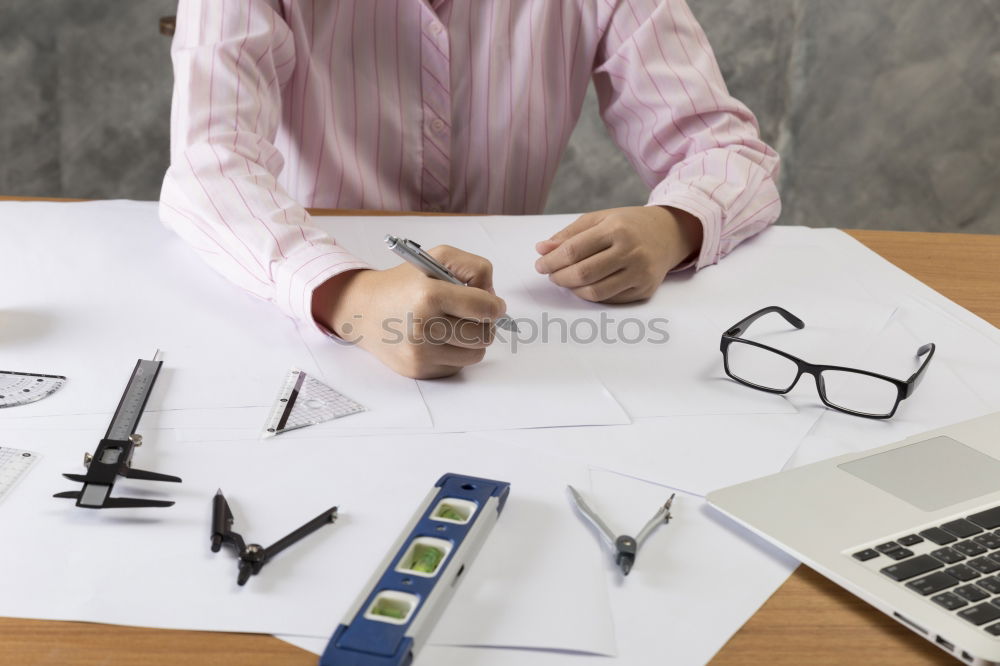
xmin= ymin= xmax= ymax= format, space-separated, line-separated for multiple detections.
xmin=386 ymin=236 xmax=518 ymax=332
xmin=312 ymin=242 xmax=509 ymax=380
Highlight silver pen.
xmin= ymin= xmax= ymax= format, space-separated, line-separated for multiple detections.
xmin=385 ymin=235 xmax=518 ymax=332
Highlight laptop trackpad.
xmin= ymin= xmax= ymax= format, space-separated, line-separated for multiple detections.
xmin=839 ymin=436 xmax=1000 ymax=512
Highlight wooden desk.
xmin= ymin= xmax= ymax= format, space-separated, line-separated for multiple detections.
xmin=1 ymin=196 xmax=998 ymax=665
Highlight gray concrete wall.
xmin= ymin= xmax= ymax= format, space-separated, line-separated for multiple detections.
xmin=1 ymin=0 xmax=998 ymax=234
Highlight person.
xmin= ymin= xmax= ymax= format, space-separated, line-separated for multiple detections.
xmin=160 ymin=0 xmax=780 ymax=379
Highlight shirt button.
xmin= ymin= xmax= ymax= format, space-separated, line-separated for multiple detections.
xmin=430 ymin=118 xmax=446 ymax=134
xmin=429 ymin=21 xmax=443 ymax=36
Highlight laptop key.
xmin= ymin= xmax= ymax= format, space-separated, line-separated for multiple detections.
xmin=884 ymin=548 xmax=914 ymax=561
xmin=956 ymin=584 xmax=990 ymax=602
xmin=906 ymin=572 xmax=959 ymax=596
xmin=931 ymin=547 xmax=966 ymax=564
xmin=955 ymin=541 xmax=988 ymax=557
xmin=967 ymin=506 xmax=1000 ymax=530
xmin=958 ymin=602 xmax=1000 ymax=626
xmin=898 ymin=534 xmax=924 ymax=546
xmin=987 ymin=622 xmax=1000 ymax=637
xmin=881 ymin=555 xmax=944 ymax=581
xmin=942 ymin=519 xmax=985 ymax=539
xmin=974 ymin=533 xmax=1000 ymax=550
xmin=852 ymin=548 xmax=880 ymax=562
xmin=931 ymin=592 xmax=968 ymax=611
xmin=969 ymin=557 xmax=1000 ymax=574
xmin=876 ymin=541 xmax=902 ymax=553
xmin=988 ymin=552 xmax=1000 ymax=565
xmin=920 ymin=527 xmax=958 ymax=545
xmin=977 ymin=576 xmax=1000 ymax=594
xmin=944 ymin=564 xmax=981 ymax=582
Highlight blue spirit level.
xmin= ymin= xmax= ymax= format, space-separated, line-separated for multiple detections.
xmin=320 ymin=473 xmax=510 ymax=666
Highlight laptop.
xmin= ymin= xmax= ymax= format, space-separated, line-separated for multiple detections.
xmin=708 ymin=411 xmax=1000 ymax=665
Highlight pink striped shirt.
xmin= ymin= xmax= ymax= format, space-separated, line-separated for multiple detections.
xmin=160 ymin=0 xmax=780 ymax=325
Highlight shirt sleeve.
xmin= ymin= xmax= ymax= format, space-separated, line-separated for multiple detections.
xmin=593 ymin=0 xmax=781 ymax=270
xmin=159 ymin=0 xmax=370 ymax=329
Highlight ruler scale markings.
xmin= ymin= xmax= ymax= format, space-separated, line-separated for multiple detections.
xmin=106 ymin=359 xmax=162 ymax=440
xmin=263 ymin=369 xmax=366 ymax=438
xmin=0 ymin=447 xmax=40 ymax=504
xmin=0 ymin=371 xmax=66 ymax=409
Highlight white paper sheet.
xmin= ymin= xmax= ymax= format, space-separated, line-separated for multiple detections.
xmin=478 ymin=216 xmax=903 ymax=420
xmin=310 ymin=215 xmax=632 ymax=431
xmin=473 ymin=413 xmax=817 ymax=497
xmin=783 ymin=301 xmax=999 ymax=469
xmin=0 ymin=429 xmax=613 ymax=654
xmin=0 ymin=201 xmax=322 ymax=417
xmin=280 ymin=469 xmax=798 ymax=665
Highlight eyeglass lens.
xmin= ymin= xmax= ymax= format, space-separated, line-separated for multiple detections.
xmin=819 ymin=369 xmax=898 ymax=416
xmin=725 ymin=340 xmax=798 ymax=392
xmin=726 ymin=340 xmax=900 ymax=416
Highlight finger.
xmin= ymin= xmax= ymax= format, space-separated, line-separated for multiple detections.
xmin=547 ymin=247 xmax=623 ymax=289
xmin=416 ymin=315 xmax=494 ymax=349
xmin=602 ymin=286 xmax=651 ymax=305
xmin=424 ymin=343 xmax=488 ymax=368
xmin=435 ymin=281 xmax=507 ymax=322
xmin=535 ymin=239 xmax=561 ymax=256
xmin=427 ymin=245 xmax=494 ymax=291
xmin=535 ymin=224 xmax=613 ymax=275
xmin=572 ymin=269 xmax=635 ymax=303
xmin=541 ymin=212 xmax=602 ymax=247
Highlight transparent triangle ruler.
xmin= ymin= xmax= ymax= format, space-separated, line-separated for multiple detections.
xmin=263 ymin=368 xmax=366 ymax=438
xmin=0 ymin=371 xmax=66 ymax=408
xmin=0 ymin=447 xmax=40 ymax=504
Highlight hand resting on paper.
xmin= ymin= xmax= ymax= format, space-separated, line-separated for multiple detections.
xmin=312 ymin=245 xmax=507 ymax=379
xmin=534 ymin=206 xmax=703 ymax=304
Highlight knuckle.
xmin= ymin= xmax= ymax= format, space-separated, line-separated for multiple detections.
xmin=493 ymin=297 xmax=507 ymax=318
xmin=413 ymin=282 xmax=439 ymax=310
xmin=564 ymin=243 xmax=581 ymax=264
xmin=609 ymin=218 xmax=632 ymax=241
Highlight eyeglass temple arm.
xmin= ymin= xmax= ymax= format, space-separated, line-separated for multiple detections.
xmin=724 ymin=306 xmax=805 ymax=339
xmin=904 ymin=343 xmax=936 ymax=397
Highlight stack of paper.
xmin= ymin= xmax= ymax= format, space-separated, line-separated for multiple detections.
xmin=0 ymin=200 xmax=998 ymax=666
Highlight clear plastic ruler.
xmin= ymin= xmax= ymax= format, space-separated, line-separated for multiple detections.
xmin=0 ymin=447 xmax=40 ymax=504
xmin=263 ymin=368 xmax=366 ymax=438
xmin=0 ymin=371 xmax=66 ymax=408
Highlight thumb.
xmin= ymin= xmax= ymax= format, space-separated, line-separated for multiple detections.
xmin=427 ymin=245 xmax=494 ymax=292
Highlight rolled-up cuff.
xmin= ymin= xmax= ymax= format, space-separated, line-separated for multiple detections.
xmin=273 ymin=241 xmax=371 ymax=334
xmin=647 ymin=185 xmax=724 ymax=271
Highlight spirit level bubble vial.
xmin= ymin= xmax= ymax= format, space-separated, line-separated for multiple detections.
xmin=320 ymin=473 xmax=510 ymax=666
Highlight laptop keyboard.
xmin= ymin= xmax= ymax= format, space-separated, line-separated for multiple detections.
xmin=849 ymin=505 xmax=1000 ymax=635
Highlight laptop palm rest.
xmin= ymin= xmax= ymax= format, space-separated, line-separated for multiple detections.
xmin=839 ymin=436 xmax=1000 ymax=512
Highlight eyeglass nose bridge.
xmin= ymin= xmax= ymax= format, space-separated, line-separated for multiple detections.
xmin=813 ymin=369 xmax=828 ymax=402
xmin=783 ymin=360 xmax=828 ymax=399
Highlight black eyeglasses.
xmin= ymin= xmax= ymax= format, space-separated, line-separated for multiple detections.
xmin=720 ymin=306 xmax=935 ymax=419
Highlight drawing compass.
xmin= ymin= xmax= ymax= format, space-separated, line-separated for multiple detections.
xmin=54 ymin=353 xmax=181 ymax=508
xmin=211 ymin=489 xmax=338 ymax=586
xmin=567 ymin=485 xmax=675 ymax=576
